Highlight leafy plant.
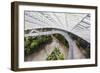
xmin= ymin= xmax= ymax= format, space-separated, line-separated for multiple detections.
xmin=53 ymin=34 xmax=69 ymax=48
xmin=24 ymin=35 xmax=52 ymax=56
xmin=46 ymin=47 xmax=64 ymax=60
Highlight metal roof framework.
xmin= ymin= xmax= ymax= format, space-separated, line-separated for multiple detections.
xmin=24 ymin=11 xmax=90 ymax=43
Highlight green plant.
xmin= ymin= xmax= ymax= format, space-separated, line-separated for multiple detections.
xmin=24 ymin=35 xmax=52 ymax=56
xmin=24 ymin=37 xmax=31 ymax=48
xmin=30 ymin=40 xmax=38 ymax=48
xmin=46 ymin=47 xmax=64 ymax=60
xmin=54 ymin=34 xmax=69 ymax=48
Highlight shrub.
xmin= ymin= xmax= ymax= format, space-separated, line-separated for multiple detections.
xmin=24 ymin=35 xmax=52 ymax=56
xmin=46 ymin=47 xmax=64 ymax=60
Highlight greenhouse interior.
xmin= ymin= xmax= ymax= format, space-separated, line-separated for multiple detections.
xmin=24 ymin=11 xmax=90 ymax=61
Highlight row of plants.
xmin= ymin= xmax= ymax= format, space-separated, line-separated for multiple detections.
xmin=46 ymin=47 xmax=64 ymax=60
xmin=53 ymin=34 xmax=69 ymax=48
xmin=76 ymin=37 xmax=90 ymax=58
xmin=68 ymin=32 xmax=90 ymax=58
xmin=24 ymin=35 xmax=52 ymax=56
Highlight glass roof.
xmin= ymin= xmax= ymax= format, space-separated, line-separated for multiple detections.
xmin=24 ymin=11 xmax=90 ymax=43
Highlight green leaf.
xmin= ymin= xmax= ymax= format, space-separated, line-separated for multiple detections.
xmin=46 ymin=47 xmax=64 ymax=60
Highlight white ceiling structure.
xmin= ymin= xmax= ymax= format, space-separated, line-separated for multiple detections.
xmin=24 ymin=11 xmax=90 ymax=43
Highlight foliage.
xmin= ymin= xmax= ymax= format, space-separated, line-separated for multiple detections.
xmin=76 ymin=38 xmax=90 ymax=58
xmin=53 ymin=34 xmax=69 ymax=48
xmin=46 ymin=47 xmax=64 ymax=60
xmin=24 ymin=35 xmax=52 ymax=56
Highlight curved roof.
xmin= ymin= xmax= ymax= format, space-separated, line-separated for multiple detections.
xmin=24 ymin=11 xmax=90 ymax=43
